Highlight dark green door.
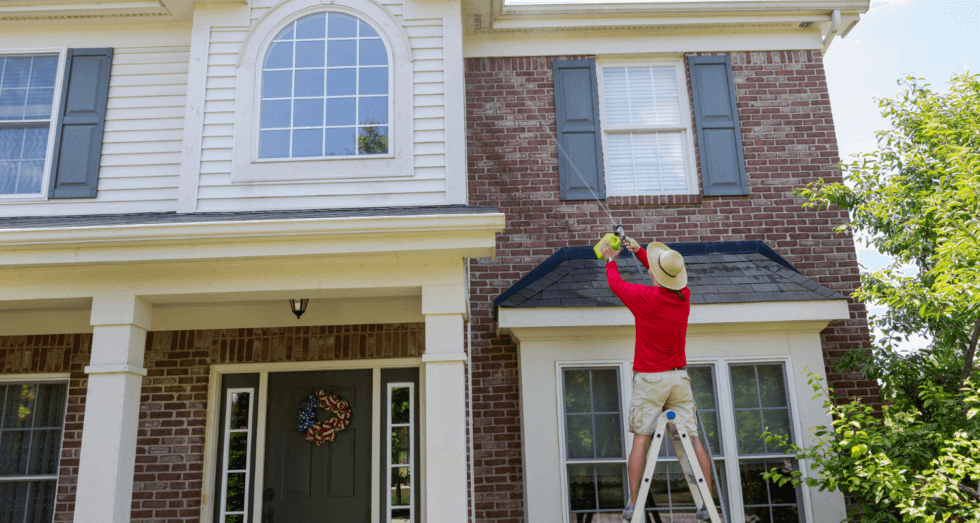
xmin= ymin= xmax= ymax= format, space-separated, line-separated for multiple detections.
xmin=263 ymin=370 xmax=372 ymax=522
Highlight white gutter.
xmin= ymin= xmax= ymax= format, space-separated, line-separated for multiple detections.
xmin=823 ymin=8 xmax=841 ymax=52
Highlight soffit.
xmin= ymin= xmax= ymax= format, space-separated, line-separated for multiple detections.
xmin=0 ymin=0 xmax=224 ymax=22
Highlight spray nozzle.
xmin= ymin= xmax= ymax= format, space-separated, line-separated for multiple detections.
xmin=614 ymin=225 xmax=626 ymax=242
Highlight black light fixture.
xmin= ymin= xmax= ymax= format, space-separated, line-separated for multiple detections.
xmin=289 ymin=299 xmax=309 ymax=319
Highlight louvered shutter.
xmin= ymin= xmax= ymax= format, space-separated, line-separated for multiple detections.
xmin=553 ymin=59 xmax=605 ymax=200
xmin=688 ymin=55 xmax=749 ymax=196
xmin=48 ymin=48 xmax=112 ymax=199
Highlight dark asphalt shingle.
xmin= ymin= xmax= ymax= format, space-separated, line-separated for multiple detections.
xmin=494 ymin=241 xmax=844 ymax=310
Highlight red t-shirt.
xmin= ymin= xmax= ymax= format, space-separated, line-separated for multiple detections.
xmin=606 ymin=247 xmax=691 ymax=373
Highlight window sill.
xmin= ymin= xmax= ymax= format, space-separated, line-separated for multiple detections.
xmin=232 ymin=155 xmax=413 ymax=183
xmin=0 ymin=194 xmax=49 ymax=204
xmin=607 ymin=194 xmax=703 ymax=207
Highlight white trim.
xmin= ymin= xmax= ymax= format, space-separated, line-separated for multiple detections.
xmin=251 ymin=372 xmax=269 ymax=523
xmin=218 ymin=387 xmax=254 ymax=523
xmin=0 ymin=372 xmax=70 ymax=383
xmin=0 ymin=48 xmax=66 ymax=203
xmin=595 ymin=58 xmax=698 ymax=197
xmin=499 ymin=300 xmax=851 ymax=337
xmin=372 ymin=368 xmax=382 ymax=523
xmin=232 ymin=0 xmax=414 ymax=183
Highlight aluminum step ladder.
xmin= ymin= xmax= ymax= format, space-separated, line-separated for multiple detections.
xmin=630 ymin=410 xmax=724 ymax=523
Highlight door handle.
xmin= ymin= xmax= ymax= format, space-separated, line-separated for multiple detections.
xmin=263 ymin=506 xmax=274 ymax=523
xmin=263 ymin=488 xmax=275 ymax=522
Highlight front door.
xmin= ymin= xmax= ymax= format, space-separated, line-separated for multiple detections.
xmin=262 ymin=370 xmax=372 ymax=522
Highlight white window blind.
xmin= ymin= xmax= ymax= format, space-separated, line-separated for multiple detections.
xmin=601 ymin=65 xmax=691 ymax=196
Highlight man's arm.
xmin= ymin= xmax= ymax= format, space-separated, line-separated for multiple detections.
xmin=625 ymin=238 xmax=651 ymax=270
xmin=601 ymin=242 xmax=643 ymax=309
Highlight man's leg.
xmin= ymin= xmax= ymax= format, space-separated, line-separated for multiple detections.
xmin=690 ymin=433 xmax=713 ymax=495
xmin=627 ymin=432 xmax=652 ymax=506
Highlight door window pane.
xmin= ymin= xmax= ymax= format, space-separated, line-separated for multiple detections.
xmin=388 ymin=383 xmax=415 ymax=522
xmin=562 ymin=368 xmax=623 ymax=460
xmin=220 ymin=389 xmax=253 ymax=523
xmin=260 ymin=12 xmax=391 ymax=159
xmin=0 ymin=382 xmax=67 ymax=523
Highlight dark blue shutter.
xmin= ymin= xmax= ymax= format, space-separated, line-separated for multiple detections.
xmin=688 ymin=55 xmax=749 ymax=196
xmin=553 ymin=59 xmax=605 ymax=200
xmin=48 ymin=48 xmax=112 ymax=199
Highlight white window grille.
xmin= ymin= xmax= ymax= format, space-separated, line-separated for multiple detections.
xmin=219 ymin=388 xmax=254 ymax=523
xmin=387 ymin=383 xmax=414 ymax=523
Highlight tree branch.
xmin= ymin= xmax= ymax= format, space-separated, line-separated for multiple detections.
xmin=958 ymin=316 xmax=980 ymax=392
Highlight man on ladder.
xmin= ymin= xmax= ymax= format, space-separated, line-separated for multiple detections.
xmin=600 ymin=239 xmax=719 ymax=522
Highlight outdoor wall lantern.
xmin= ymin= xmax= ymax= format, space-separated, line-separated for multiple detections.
xmin=289 ymin=299 xmax=309 ymax=319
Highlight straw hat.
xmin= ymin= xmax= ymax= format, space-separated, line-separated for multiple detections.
xmin=646 ymin=242 xmax=688 ymax=290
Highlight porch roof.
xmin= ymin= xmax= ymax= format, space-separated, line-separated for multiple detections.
xmin=494 ymin=240 xmax=844 ymax=310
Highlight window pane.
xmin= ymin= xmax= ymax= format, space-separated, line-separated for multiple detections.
xmin=745 ymin=506 xmax=773 ymax=523
xmin=766 ymin=460 xmax=798 ymax=504
xmin=25 ymin=88 xmax=54 ymax=120
xmin=688 ymin=367 xmax=715 ymax=410
xmin=0 ymin=162 xmax=16 ymax=194
xmin=324 ymin=127 xmax=355 ymax=156
xmin=296 ymin=41 xmax=325 ymax=68
xmin=359 ymin=20 xmax=378 ymax=38
xmin=0 ymin=429 xmax=30 ymax=475
xmin=230 ymin=392 xmax=250 ymax=430
xmin=27 ymin=429 xmax=61 ymax=475
xmin=260 ymin=130 xmax=289 ymax=158
xmin=757 ymin=366 xmax=788 ymax=408
xmin=772 ymin=505 xmax=801 ymax=523
xmin=265 ymin=41 xmax=293 ymax=69
xmin=762 ymin=410 xmax=791 ymax=453
xmin=14 ymin=161 xmax=40 ymax=194
xmin=328 ymin=13 xmax=358 ymax=38
xmin=391 ymin=387 xmax=410 ymax=424
xmin=567 ymin=464 xmax=597 ymax=511
xmin=735 ymin=410 xmax=765 ymax=455
xmin=294 ymin=69 xmax=323 ymax=97
xmin=326 ymin=97 xmax=355 ymax=126
xmin=359 ymin=39 xmax=387 ymax=66
xmin=0 ymin=480 xmax=57 ymax=523
xmin=263 ymin=70 xmax=292 ymax=98
xmin=4 ymin=384 xmax=37 ymax=429
xmin=228 ymin=432 xmax=248 ymax=471
xmin=358 ymin=126 xmax=387 ymax=155
xmin=390 ymin=466 xmax=411 ymax=506
xmin=593 ymin=413 xmax=622 ymax=459
xmin=731 ymin=366 xmax=760 ymax=409
xmin=260 ymin=100 xmax=291 ymax=129
xmin=358 ymin=69 xmax=388 ymax=96
xmin=0 ymin=88 xmax=27 ymax=120
xmin=30 ymin=56 xmax=58 ymax=88
xmin=391 ymin=508 xmax=410 ymax=523
xmin=591 ymin=369 xmax=620 ymax=413
xmin=23 ymin=128 xmax=47 ymax=160
xmin=327 ymin=40 xmax=356 ymax=67
xmin=226 ymin=515 xmax=244 ymax=523
xmin=563 ymin=370 xmax=592 ymax=414
xmin=327 ymin=68 xmax=356 ymax=96
xmin=225 ymin=472 xmax=246 ymax=511
xmin=274 ymin=22 xmax=294 ymax=41
xmin=295 ymin=12 xmax=325 ymax=39
xmin=292 ymin=128 xmax=323 ymax=157
xmin=595 ymin=463 xmax=626 ymax=510
xmin=4 ymin=58 xmax=31 ymax=89
xmin=739 ymin=462 xmax=769 ymax=506
xmin=293 ymin=99 xmax=324 ymax=128
xmin=602 ymin=65 xmax=680 ymax=127
xmin=607 ymin=132 xmax=686 ymax=195
xmin=391 ymin=426 xmax=410 ymax=464
xmin=358 ymin=96 xmax=387 ymax=125
xmin=566 ymin=414 xmax=594 ymax=459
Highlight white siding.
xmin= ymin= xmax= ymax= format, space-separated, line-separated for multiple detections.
xmin=0 ymin=44 xmax=189 ymax=217
xmin=195 ymin=0 xmax=451 ymax=212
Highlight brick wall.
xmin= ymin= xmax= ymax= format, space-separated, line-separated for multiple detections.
xmin=465 ymin=51 xmax=877 ymax=522
xmin=1 ymin=323 xmax=424 ymax=523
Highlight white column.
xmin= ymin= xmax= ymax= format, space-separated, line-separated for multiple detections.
xmin=421 ymin=284 xmax=468 ymax=523
xmin=75 ymin=295 xmax=152 ymax=523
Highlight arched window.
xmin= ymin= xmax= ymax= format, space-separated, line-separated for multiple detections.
xmin=259 ymin=12 xmax=389 ymax=159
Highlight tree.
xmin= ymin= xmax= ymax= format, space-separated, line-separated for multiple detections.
xmin=358 ymin=122 xmax=388 ymax=155
xmin=764 ymin=73 xmax=980 ymax=522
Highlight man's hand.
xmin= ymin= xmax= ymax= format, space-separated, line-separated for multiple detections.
xmin=600 ymin=239 xmax=621 ymax=261
xmin=625 ymin=237 xmax=641 ymax=253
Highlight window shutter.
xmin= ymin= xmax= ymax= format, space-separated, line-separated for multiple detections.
xmin=48 ymin=48 xmax=112 ymax=199
xmin=688 ymin=55 xmax=749 ymax=196
xmin=553 ymin=59 xmax=605 ymax=200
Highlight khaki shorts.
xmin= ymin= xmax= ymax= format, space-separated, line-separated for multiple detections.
xmin=628 ymin=369 xmax=699 ymax=436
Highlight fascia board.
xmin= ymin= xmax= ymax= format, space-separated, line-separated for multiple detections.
xmin=498 ymin=0 xmax=870 ymax=17
xmin=0 ymin=1 xmax=172 ymax=20
xmin=498 ymin=299 xmax=850 ymax=340
xmin=0 ymin=212 xmax=506 ymax=266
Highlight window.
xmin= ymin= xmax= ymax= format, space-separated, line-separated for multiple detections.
xmin=387 ymin=383 xmax=414 ymax=523
xmin=730 ymin=364 xmax=804 ymax=523
xmin=0 ymin=54 xmax=58 ymax=196
xmin=596 ymin=61 xmax=696 ymax=196
xmin=559 ymin=363 xmax=806 ymax=523
xmin=219 ymin=388 xmax=254 ymax=523
xmin=0 ymin=381 xmax=67 ymax=522
xmin=260 ymin=12 xmax=390 ymax=159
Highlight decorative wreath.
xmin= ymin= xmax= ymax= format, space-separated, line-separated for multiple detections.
xmin=296 ymin=390 xmax=351 ymax=446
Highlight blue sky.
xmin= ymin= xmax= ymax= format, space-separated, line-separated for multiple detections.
xmin=824 ymin=0 xmax=980 ymax=348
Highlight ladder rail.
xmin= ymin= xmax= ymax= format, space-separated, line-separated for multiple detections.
xmin=629 ymin=410 xmax=724 ymax=523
